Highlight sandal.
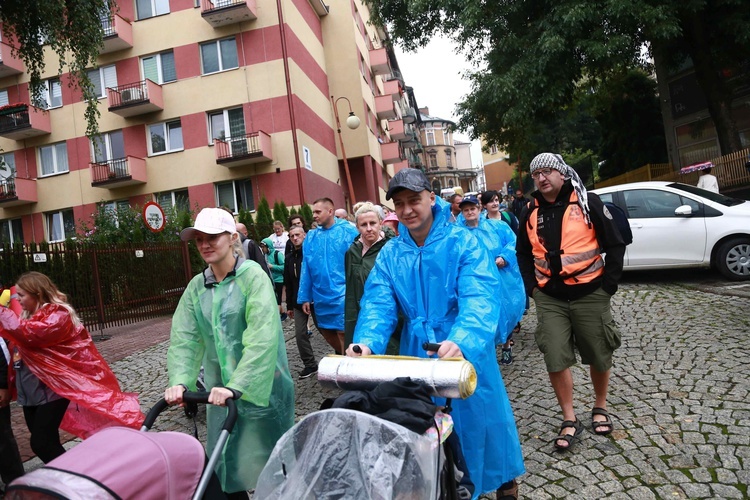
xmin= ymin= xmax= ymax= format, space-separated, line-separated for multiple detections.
xmin=592 ymin=407 xmax=613 ymax=435
xmin=496 ymin=479 xmax=518 ymax=500
xmin=553 ymin=418 xmax=583 ymax=451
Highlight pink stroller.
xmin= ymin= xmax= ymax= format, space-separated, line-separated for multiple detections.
xmin=5 ymin=392 xmax=237 ymax=500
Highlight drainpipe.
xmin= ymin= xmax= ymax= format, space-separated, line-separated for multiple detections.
xmin=276 ymin=0 xmax=306 ymax=206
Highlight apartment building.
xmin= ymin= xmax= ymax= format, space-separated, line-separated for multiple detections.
xmin=418 ymin=107 xmax=477 ymax=194
xmin=0 ymin=0 xmax=423 ymax=244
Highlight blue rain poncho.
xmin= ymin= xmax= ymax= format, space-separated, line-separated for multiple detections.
xmin=459 ymin=217 xmax=525 ymax=344
xmin=298 ymin=218 xmax=359 ymax=330
xmin=353 ymin=205 xmax=525 ymax=497
xmin=168 ymin=258 xmax=295 ymax=492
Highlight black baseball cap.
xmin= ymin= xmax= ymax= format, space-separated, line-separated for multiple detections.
xmin=385 ymin=168 xmax=432 ymax=200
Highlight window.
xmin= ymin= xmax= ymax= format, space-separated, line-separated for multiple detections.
xmin=426 ymin=129 xmax=435 ymax=146
xmin=216 ymin=179 xmax=254 ymax=213
xmin=0 ymin=152 xmax=15 ymax=177
xmin=136 ymin=0 xmax=169 ymax=20
xmin=87 ymin=65 xmax=118 ymax=99
xmin=489 ymin=144 xmax=498 ymax=155
xmin=91 ymin=130 xmax=125 ymax=164
xmin=0 ymin=90 xmax=8 ymax=106
xmin=103 ymin=200 xmax=130 ymax=227
xmin=443 ymin=130 xmax=451 ymax=146
xmin=445 ymin=150 xmax=452 ymax=168
xmin=208 ymin=108 xmax=245 ymax=143
xmin=33 ymin=78 xmax=62 ymax=109
xmin=200 ymin=38 xmax=238 ymax=75
xmin=46 ymin=209 xmax=75 ymax=242
xmin=429 ymin=153 xmax=438 ymax=168
xmin=157 ymin=190 xmax=189 ymax=211
xmin=141 ymin=51 xmax=176 ymax=84
xmin=0 ymin=219 xmax=23 ymax=245
xmin=149 ymin=120 xmax=183 ymax=155
xmin=622 ymin=189 xmax=700 ymax=219
xmin=38 ymin=143 xmax=69 ymax=176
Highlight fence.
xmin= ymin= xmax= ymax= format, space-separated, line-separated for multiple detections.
xmin=596 ymin=148 xmax=750 ymax=191
xmin=0 ymin=241 xmax=193 ymax=334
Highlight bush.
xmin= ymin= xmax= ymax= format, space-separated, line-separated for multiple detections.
xmin=255 ymin=197 xmax=274 ymax=239
xmin=273 ymin=201 xmax=290 ymax=226
xmin=77 ymin=202 xmax=195 ymax=244
xmin=300 ymin=204 xmax=314 ymax=228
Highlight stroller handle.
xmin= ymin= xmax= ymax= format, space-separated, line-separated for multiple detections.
xmin=143 ymin=391 xmax=238 ymax=432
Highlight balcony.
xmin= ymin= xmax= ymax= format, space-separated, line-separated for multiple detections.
xmin=387 ymin=119 xmax=407 ymax=141
xmin=90 ymin=157 xmax=147 ymax=188
xmin=402 ymin=108 xmax=417 ymax=124
xmin=201 ymin=0 xmax=257 ymax=28
xmin=0 ymin=41 xmax=24 ymax=78
xmin=0 ymin=178 xmax=37 ymax=207
xmin=0 ymin=105 xmax=51 ymax=140
xmin=107 ymin=81 xmax=163 ymax=118
xmin=375 ymin=95 xmax=399 ymax=121
xmin=369 ymin=47 xmax=390 ymax=75
xmin=381 ymin=141 xmax=402 ymax=165
xmin=383 ymin=79 xmax=402 ymax=102
xmin=400 ymin=129 xmax=419 ymax=148
xmin=214 ymin=131 xmax=273 ymax=167
xmin=392 ymin=160 xmax=409 ymax=173
xmin=100 ymin=14 xmax=134 ymax=54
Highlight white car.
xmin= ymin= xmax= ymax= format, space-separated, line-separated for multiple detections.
xmin=591 ymin=182 xmax=750 ymax=280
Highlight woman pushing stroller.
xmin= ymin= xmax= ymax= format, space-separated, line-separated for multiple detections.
xmin=0 ymin=272 xmax=144 ymax=463
xmin=165 ymin=208 xmax=295 ymax=498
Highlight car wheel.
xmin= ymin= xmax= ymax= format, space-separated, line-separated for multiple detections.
xmin=716 ymin=238 xmax=750 ymax=281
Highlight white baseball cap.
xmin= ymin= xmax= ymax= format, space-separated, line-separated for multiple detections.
xmin=180 ymin=208 xmax=237 ymax=241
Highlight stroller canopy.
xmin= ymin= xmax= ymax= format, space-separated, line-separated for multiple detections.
xmin=255 ymin=408 xmax=440 ymax=500
xmin=7 ymin=427 xmax=205 ymax=500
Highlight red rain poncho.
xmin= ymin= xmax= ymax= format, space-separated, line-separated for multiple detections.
xmin=0 ymin=304 xmax=144 ymax=438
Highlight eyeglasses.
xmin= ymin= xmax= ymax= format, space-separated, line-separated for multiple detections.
xmin=531 ymin=168 xmax=555 ymax=179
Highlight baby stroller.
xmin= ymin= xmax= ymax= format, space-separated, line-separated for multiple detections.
xmin=5 ymin=392 xmax=237 ymax=500
xmin=255 ymin=376 xmax=473 ymax=500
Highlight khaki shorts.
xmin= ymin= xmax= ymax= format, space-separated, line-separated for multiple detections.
xmin=532 ymin=287 xmax=621 ymax=373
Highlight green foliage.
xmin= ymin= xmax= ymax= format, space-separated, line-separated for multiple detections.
xmin=289 ymin=207 xmax=298 ymax=216
xmin=254 ymin=197 xmax=274 ymax=238
xmin=272 ymin=201 xmax=290 ymax=226
xmin=0 ymin=0 xmax=115 ymax=139
xmin=300 ymin=204 xmax=314 ymax=228
xmin=77 ymin=202 xmax=194 ymax=244
xmin=237 ymin=208 xmax=259 ymax=242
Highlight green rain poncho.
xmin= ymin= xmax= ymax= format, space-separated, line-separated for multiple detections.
xmin=168 ymin=258 xmax=295 ymax=492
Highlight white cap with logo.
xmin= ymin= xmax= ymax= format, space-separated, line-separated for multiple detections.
xmin=180 ymin=208 xmax=237 ymax=241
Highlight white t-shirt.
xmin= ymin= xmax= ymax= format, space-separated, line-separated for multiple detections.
xmin=697 ymin=174 xmax=719 ymax=193
xmin=269 ymin=231 xmax=289 ymax=253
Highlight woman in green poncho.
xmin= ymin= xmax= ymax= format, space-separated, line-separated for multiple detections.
xmin=164 ymin=208 xmax=294 ymax=498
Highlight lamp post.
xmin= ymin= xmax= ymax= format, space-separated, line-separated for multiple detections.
xmin=331 ymin=95 xmax=361 ymax=206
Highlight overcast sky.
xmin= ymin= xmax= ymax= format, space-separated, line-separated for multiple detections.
xmin=393 ymin=36 xmax=485 ymax=168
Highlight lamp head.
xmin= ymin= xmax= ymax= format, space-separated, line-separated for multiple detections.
xmin=346 ymin=112 xmax=361 ymax=130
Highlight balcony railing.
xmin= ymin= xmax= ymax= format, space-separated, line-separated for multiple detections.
xmin=0 ymin=177 xmax=37 ymax=206
xmin=100 ymin=14 xmax=133 ymax=54
xmin=90 ymin=156 xmax=147 ymax=188
xmin=0 ymin=104 xmax=51 ymax=140
xmin=107 ymin=80 xmax=164 ymax=117
xmin=215 ymin=131 xmax=273 ymax=167
xmin=201 ymin=0 xmax=257 ymax=27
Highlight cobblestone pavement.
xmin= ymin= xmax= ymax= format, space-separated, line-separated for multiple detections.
xmin=8 ymin=279 xmax=750 ymax=498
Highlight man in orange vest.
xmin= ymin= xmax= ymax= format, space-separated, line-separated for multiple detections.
xmin=517 ymin=153 xmax=626 ymax=451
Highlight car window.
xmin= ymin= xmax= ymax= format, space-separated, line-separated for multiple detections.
xmin=669 ymin=182 xmax=745 ymax=206
xmin=679 ymin=195 xmax=701 ymax=213
xmin=623 ymin=189 xmax=685 ymax=218
xmin=597 ymin=193 xmax=614 ymax=204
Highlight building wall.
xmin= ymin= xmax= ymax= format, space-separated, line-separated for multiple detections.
xmin=0 ymin=0 xmax=361 ymax=243
xmin=481 ymin=139 xmax=516 ymax=194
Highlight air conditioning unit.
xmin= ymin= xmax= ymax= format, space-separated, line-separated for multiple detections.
xmin=120 ymin=88 xmax=143 ymax=104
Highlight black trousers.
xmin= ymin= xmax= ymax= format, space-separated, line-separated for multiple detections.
xmin=22 ymin=398 xmax=69 ymax=463
xmin=0 ymin=405 xmax=24 ymax=485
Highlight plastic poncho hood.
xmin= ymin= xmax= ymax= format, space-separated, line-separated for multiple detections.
xmin=353 ymin=204 xmax=525 ymax=496
xmin=168 ymin=260 xmax=295 ymax=492
xmin=297 ymin=218 xmax=359 ymax=330
xmin=0 ymin=304 xmax=144 ymax=438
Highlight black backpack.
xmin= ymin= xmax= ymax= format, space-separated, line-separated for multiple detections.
xmin=603 ymin=201 xmax=633 ymax=245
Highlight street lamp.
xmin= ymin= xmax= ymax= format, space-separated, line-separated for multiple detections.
xmin=331 ymin=95 xmax=360 ymax=206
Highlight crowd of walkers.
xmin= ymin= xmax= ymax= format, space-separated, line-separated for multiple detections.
xmin=0 ymin=152 xmax=624 ymax=500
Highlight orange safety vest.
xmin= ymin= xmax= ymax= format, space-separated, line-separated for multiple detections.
xmin=527 ymin=193 xmax=604 ymax=287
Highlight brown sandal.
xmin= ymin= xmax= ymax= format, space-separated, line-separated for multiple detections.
xmin=496 ymin=479 xmax=518 ymax=500
xmin=553 ymin=418 xmax=583 ymax=451
xmin=592 ymin=407 xmax=613 ymax=435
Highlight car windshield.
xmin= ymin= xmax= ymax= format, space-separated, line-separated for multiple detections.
xmin=667 ymin=183 xmax=746 ymax=207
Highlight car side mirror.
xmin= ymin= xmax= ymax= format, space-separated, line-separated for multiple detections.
xmin=675 ymin=205 xmax=693 ymax=216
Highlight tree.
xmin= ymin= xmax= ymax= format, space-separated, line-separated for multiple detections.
xmin=237 ymin=208 xmax=259 ymax=242
xmin=300 ymin=204 xmax=314 ymax=228
xmin=272 ymin=201 xmax=290 ymax=226
xmin=0 ymin=0 xmax=112 ymax=139
xmin=254 ymin=197 xmax=274 ymax=238
xmin=365 ymin=0 xmax=750 ymax=158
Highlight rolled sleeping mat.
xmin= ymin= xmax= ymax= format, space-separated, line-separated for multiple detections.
xmin=317 ymin=355 xmax=477 ymax=399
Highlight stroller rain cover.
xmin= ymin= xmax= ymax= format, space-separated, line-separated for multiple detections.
xmin=255 ymin=408 xmax=440 ymax=499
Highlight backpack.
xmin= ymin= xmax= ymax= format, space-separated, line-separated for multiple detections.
xmin=602 ymin=201 xmax=632 ymax=245
xmin=526 ymin=198 xmax=633 ymax=245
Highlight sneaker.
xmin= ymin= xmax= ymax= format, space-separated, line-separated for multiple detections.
xmin=280 ymin=313 xmax=288 ymax=321
xmin=298 ymin=366 xmax=318 ymax=379
xmin=501 ymin=348 xmax=513 ymax=365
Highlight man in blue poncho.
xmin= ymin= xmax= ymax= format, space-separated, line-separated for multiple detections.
xmin=347 ymin=169 xmax=525 ymax=500
xmin=299 ymin=197 xmax=359 ymax=354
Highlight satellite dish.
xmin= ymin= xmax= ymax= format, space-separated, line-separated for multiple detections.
xmin=0 ymin=162 xmax=12 ymax=179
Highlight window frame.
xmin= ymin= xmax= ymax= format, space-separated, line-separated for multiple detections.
xmin=200 ymin=37 xmax=239 ymax=75
xmin=0 ymin=218 xmax=24 ymax=245
xmin=0 ymin=152 xmax=15 ymax=178
xmin=136 ymin=0 xmax=170 ymax=20
xmin=38 ymin=142 xmax=69 ymax=177
xmin=140 ymin=50 xmax=177 ymax=84
xmin=207 ymin=107 xmax=245 ymax=145
xmin=45 ymin=209 xmax=76 ymax=243
xmin=156 ymin=189 xmax=189 ymax=212
xmin=215 ymin=179 xmax=255 ymax=214
xmin=91 ymin=130 xmax=125 ymax=164
xmin=33 ymin=78 xmax=63 ymax=110
xmin=148 ymin=119 xmax=184 ymax=156
xmin=86 ymin=65 xmax=118 ymax=99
